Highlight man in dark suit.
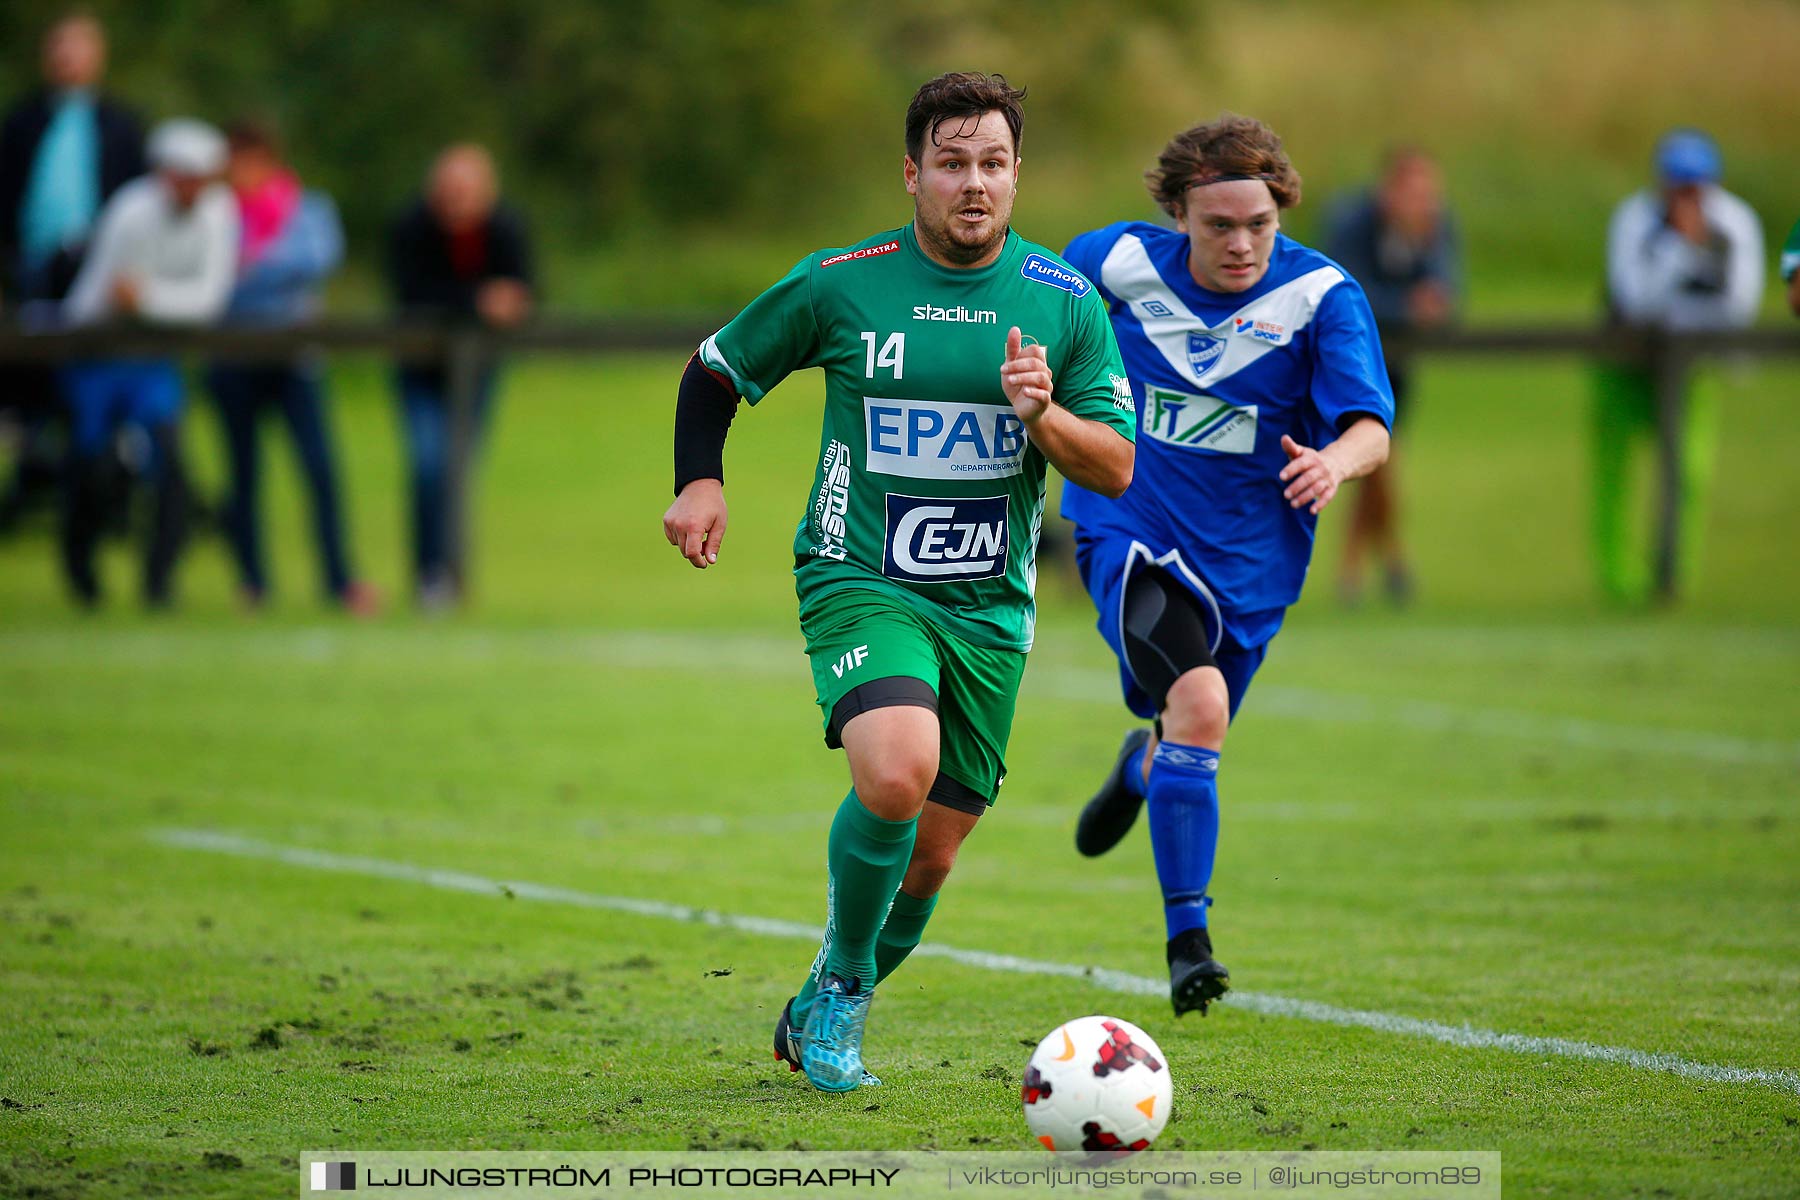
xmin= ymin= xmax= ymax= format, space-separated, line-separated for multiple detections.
xmin=0 ymin=10 xmax=146 ymax=530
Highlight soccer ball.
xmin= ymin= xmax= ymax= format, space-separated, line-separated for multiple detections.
xmin=1020 ymin=1015 xmax=1173 ymax=1153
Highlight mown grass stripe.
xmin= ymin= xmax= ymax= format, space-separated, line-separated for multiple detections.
xmin=154 ymin=828 xmax=1800 ymax=1098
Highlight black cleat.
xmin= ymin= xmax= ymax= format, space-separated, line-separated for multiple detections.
xmin=1168 ymin=927 xmax=1230 ymax=1017
xmin=773 ymin=997 xmax=804 ymax=1073
xmin=1075 ymin=728 xmax=1153 ymax=857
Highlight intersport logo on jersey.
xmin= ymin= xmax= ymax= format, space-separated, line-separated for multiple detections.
xmin=882 ymin=494 xmax=1008 ymax=583
xmin=863 ymin=398 xmax=1026 ymax=480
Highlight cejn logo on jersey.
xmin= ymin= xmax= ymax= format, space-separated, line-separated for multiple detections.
xmin=864 ymin=398 xmax=1026 ymax=480
xmin=1142 ymin=386 xmax=1257 ymax=454
xmin=811 ymin=440 xmax=853 ymax=560
xmin=882 ymin=494 xmax=1008 ymax=583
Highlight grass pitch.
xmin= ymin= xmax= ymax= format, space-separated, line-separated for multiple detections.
xmin=2 ymin=353 xmax=1797 ymax=1198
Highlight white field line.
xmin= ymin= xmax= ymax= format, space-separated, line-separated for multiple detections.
xmin=155 ymin=828 xmax=1800 ymax=1099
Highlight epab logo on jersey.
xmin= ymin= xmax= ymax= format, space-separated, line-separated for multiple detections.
xmin=864 ymin=398 xmax=1026 ymax=480
xmin=1021 ymin=254 xmax=1092 ymax=298
xmin=883 ymin=494 xmax=1008 ymax=583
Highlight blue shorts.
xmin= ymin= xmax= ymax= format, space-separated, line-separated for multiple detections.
xmin=1074 ymin=530 xmax=1270 ymax=722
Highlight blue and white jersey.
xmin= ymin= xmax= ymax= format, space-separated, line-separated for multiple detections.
xmin=1061 ymin=222 xmax=1393 ymax=648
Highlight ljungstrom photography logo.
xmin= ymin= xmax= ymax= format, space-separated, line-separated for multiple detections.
xmin=310 ymin=1161 xmax=356 ymax=1191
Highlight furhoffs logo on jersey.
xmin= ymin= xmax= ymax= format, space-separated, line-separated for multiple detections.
xmin=1186 ymin=332 xmax=1226 ymax=373
xmin=1233 ymin=316 xmax=1285 ymax=343
xmin=811 ymin=440 xmax=853 ymax=560
xmin=882 ymin=494 xmax=1008 ymax=583
xmin=1021 ymin=254 xmax=1092 ymax=297
xmin=864 ymin=398 xmax=1026 ymax=480
xmin=820 ymin=240 xmax=899 ymax=268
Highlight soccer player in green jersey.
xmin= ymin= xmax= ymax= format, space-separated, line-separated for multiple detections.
xmin=662 ymin=72 xmax=1135 ymax=1093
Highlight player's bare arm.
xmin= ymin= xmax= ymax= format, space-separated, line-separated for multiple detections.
xmin=1278 ymin=417 xmax=1389 ymax=515
xmin=1000 ymin=325 xmax=1133 ymax=498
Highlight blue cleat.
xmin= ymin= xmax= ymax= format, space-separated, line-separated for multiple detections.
xmin=800 ymin=975 xmax=873 ymax=1092
xmin=775 ymin=996 xmax=881 ymax=1087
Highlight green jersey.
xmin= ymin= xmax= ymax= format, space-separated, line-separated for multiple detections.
xmin=1781 ymin=216 xmax=1800 ymax=283
xmin=702 ymin=224 xmax=1134 ymax=652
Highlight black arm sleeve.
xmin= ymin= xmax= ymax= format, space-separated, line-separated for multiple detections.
xmin=674 ymin=353 xmax=740 ymax=495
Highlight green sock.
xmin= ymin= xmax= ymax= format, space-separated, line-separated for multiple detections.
xmin=794 ymin=790 xmax=916 ymax=1012
xmin=874 ymin=888 xmax=938 ymax=986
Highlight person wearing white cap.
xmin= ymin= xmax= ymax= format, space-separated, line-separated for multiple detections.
xmin=1591 ymin=128 xmax=1764 ymax=605
xmin=57 ymin=117 xmax=238 ymax=607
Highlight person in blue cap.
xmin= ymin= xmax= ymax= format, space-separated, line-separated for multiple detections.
xmin=1593 ymin=129 xmax=1763 ymax=604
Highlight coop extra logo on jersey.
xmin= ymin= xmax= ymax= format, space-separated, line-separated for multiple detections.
xmin=882 ymin=494 xmax=1008 ymax=583
xmin=811 ymin=439 xmax=853 ymax=560
xmin=1021 ymin=254 xmax=1092 ymax=297
xmin=1233 ymin=315 xmax=1285 ymax=343
xmin=864 ymin=398 xmax=1026 ymax=480
xmin=1143 ymin=386 xmax=1257 ymax=453
xmin=820 ymin=240 xmax=899 ymax=268
xmin=1186 ymin=332 xmax=1226 ymax=373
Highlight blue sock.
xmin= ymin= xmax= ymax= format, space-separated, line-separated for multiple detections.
xmin=1145 ymin=740 xmax=1220 ymax=940
xmin=1122 ymin=738 xmax=1149 ymax=799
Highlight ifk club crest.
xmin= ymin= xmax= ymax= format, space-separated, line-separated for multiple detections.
xmin=1186 ymin=332 xmax=1225 ymax=375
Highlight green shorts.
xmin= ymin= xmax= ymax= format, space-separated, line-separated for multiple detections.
xmin=799 ymin=586 xmax=1027 ymax=810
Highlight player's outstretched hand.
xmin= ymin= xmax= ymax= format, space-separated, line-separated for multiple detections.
xmin=1000 ymin=326 xmax=1054 ymax=424
xmin=1278 ymin=434 xmax=1345 ymax=515
xmin=663 ymin=479 xmax=728 ymax=569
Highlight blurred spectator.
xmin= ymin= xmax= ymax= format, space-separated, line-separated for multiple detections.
xmin=207 ymin=120 xmax=375 ymax=614
xmin=1782 ymin=216 xmax=1799 ymax=318
xmin=387 ymin=143 xmax=534 ymax=609
xmin=0 ymin=9 xmax=146 ymax=531
xmin=1593 ymin=129 xmax=1763 ymax=604
xmin=1324 ymin=146 xmax=1460 ymax=607
xmin=60 ymin=118 xmax=237 ymax=607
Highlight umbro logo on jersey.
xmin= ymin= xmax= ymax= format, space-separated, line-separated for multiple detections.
xmin=1021 ymin=254 xmax=1092 ymax=297
xmin=864 ymin=398 xmax=1026 ymax=480
xmin=820 ymin=241 xmax=899 ymax=268
xmin=912 ymin=303 xmax=997 ymax=324
xmin=882 ymin=494 xmax=1008 ymax=583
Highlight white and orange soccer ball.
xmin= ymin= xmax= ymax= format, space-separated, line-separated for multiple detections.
xmin=1020 ymin=1015 xmax=1173 ymax=1153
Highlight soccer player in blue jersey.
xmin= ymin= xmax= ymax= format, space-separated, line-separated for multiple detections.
xmin=1060 ymin=115 xmax=1394 ymax=1015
